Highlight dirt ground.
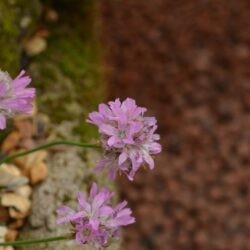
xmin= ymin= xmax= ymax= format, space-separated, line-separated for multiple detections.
xmin=101 ymin=1 xmax=250 ymax=250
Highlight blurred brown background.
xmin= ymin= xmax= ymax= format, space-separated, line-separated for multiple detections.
xmin=101 ymin=1 xmax=250 ymax=250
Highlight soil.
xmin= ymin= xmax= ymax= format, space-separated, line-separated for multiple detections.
xmin=101 ymin=1 xmax=250 ymax=250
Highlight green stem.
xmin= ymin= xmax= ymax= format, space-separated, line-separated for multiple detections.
xmin=0 ymin=140 xmax=100 ymax=165
xmin=0 ymin=235 xmax=70 ymax=246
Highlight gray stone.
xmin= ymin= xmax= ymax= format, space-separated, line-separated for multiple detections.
xmin=18 ymin=123 xmax=121 ymax=250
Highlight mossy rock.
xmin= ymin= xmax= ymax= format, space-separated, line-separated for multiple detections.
xmin=31 ymin=0 xmax=104 ymax=141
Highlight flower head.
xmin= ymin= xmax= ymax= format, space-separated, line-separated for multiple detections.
xmin=0 ymin=70 xmax=35 ymax=130
xmin=87 ymin=98 xmax=161 ymax=180
xmin=57 ymin=183 xmax=135 ymax=249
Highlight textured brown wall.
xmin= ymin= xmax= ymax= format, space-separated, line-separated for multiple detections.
xmin=101 ymin=1 xmax=250 ymax=249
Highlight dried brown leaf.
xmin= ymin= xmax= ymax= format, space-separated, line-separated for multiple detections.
xmin=5 ymin=229 xmax=18 ymax=242
xmin=1 ymin=193 xmax=31 ymax=213
xmin=1 ymin=132 xmax=21 ymax=153
xmin=30 ymin=162 xmax=48 ymax=184
xmin=15 ymin=185 xmax=32 ymax=198
xmin=9 ymin=208 xmax=28 ymax=219
xmin=24 ymin=36 xmax=47 ymax=56
xmin=8 ymin=219 xmax=24 ymax=229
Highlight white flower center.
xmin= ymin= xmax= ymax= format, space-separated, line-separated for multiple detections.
xmin=0 ymin=71 xmax=11 ymax=89
xmin=0 ymin=70 xmax=12 ymax=99
xmin=118 ymin=130 xmax=126 ymax=138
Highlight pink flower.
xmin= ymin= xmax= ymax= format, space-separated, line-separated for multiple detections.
xmin=56 ymin=183 xmax=135 ymax=249
xmin=88 ymin=98 xmax=162 ymax=180
xmin=0 ymin=70 xmax=35 ymax=130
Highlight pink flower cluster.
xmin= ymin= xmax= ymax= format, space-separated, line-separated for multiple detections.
xmin=88 ymin=98 xmax=161 ymax=180
xmin=57 ymin=183 xmax=135 ymax=249
xmin=0 ymin=70 xmax=35 ymax=129
xmin=0 ymin=69 xmax=161 ymax=249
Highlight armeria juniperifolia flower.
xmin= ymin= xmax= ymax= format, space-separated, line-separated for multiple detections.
xmin=0 ymin=70 xmax=35 ymax=130
xmin=57 ymin=183 xmax=135 ymax=249
xmin=87 ymin=98 xmax=161 ymax=180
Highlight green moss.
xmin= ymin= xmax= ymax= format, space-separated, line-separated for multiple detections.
xmin=0 ymin=0 xmax=40 ymax=73
xmin=0 ymin=0 xmax=103 ymax=140
xmin=0 ymin=1 xmax=20 ymax=73
xmin=32 ymin=0 xmax=104 ymax=141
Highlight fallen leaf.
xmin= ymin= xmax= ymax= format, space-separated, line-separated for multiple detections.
xmin=15 ymin=185 xmax=32 ymax=198
xmin=14 ymin=150 xmax=47 ymax=177
xmin=0 ymin=246 xmax=14 ymax=250
xmin=14 ymin=119 xmax=34 ymax=139
xmin=0 ymin=164 xmax=20 ymax=177
xmin=24 ymin=36 xmax=47 ymax=56
xmin=1 ymin=193 xmax=31 ymax=213
xmin=9 ymin=208 xmax=28 ymax=219
xmin=1 ymin=132 xmax=21 ymax=153
xmin=0 ymin=207 xmax=9 ymax=222
xmin=5 ymin=229 xmax=18 ymax=242
xmin=30 ymin=162 xmax=48 ymax=184
xmin=45 ymin=8 xmax=59 ymax=22
xmin=0 ymin=226 xmax=7 ymax=242
xmin=8 ymin=219 xmax=24 ymax=229
xmin=20 ymin=16 xmax=31 ymax=28
xmin=0 ymin=165 xmax=28 ymax=190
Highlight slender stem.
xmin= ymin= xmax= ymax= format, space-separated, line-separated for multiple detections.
xmin=0 ymin=235 xmax=70 ymax=246
xmin=0 ymin=140 xmax=100 ymax=165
